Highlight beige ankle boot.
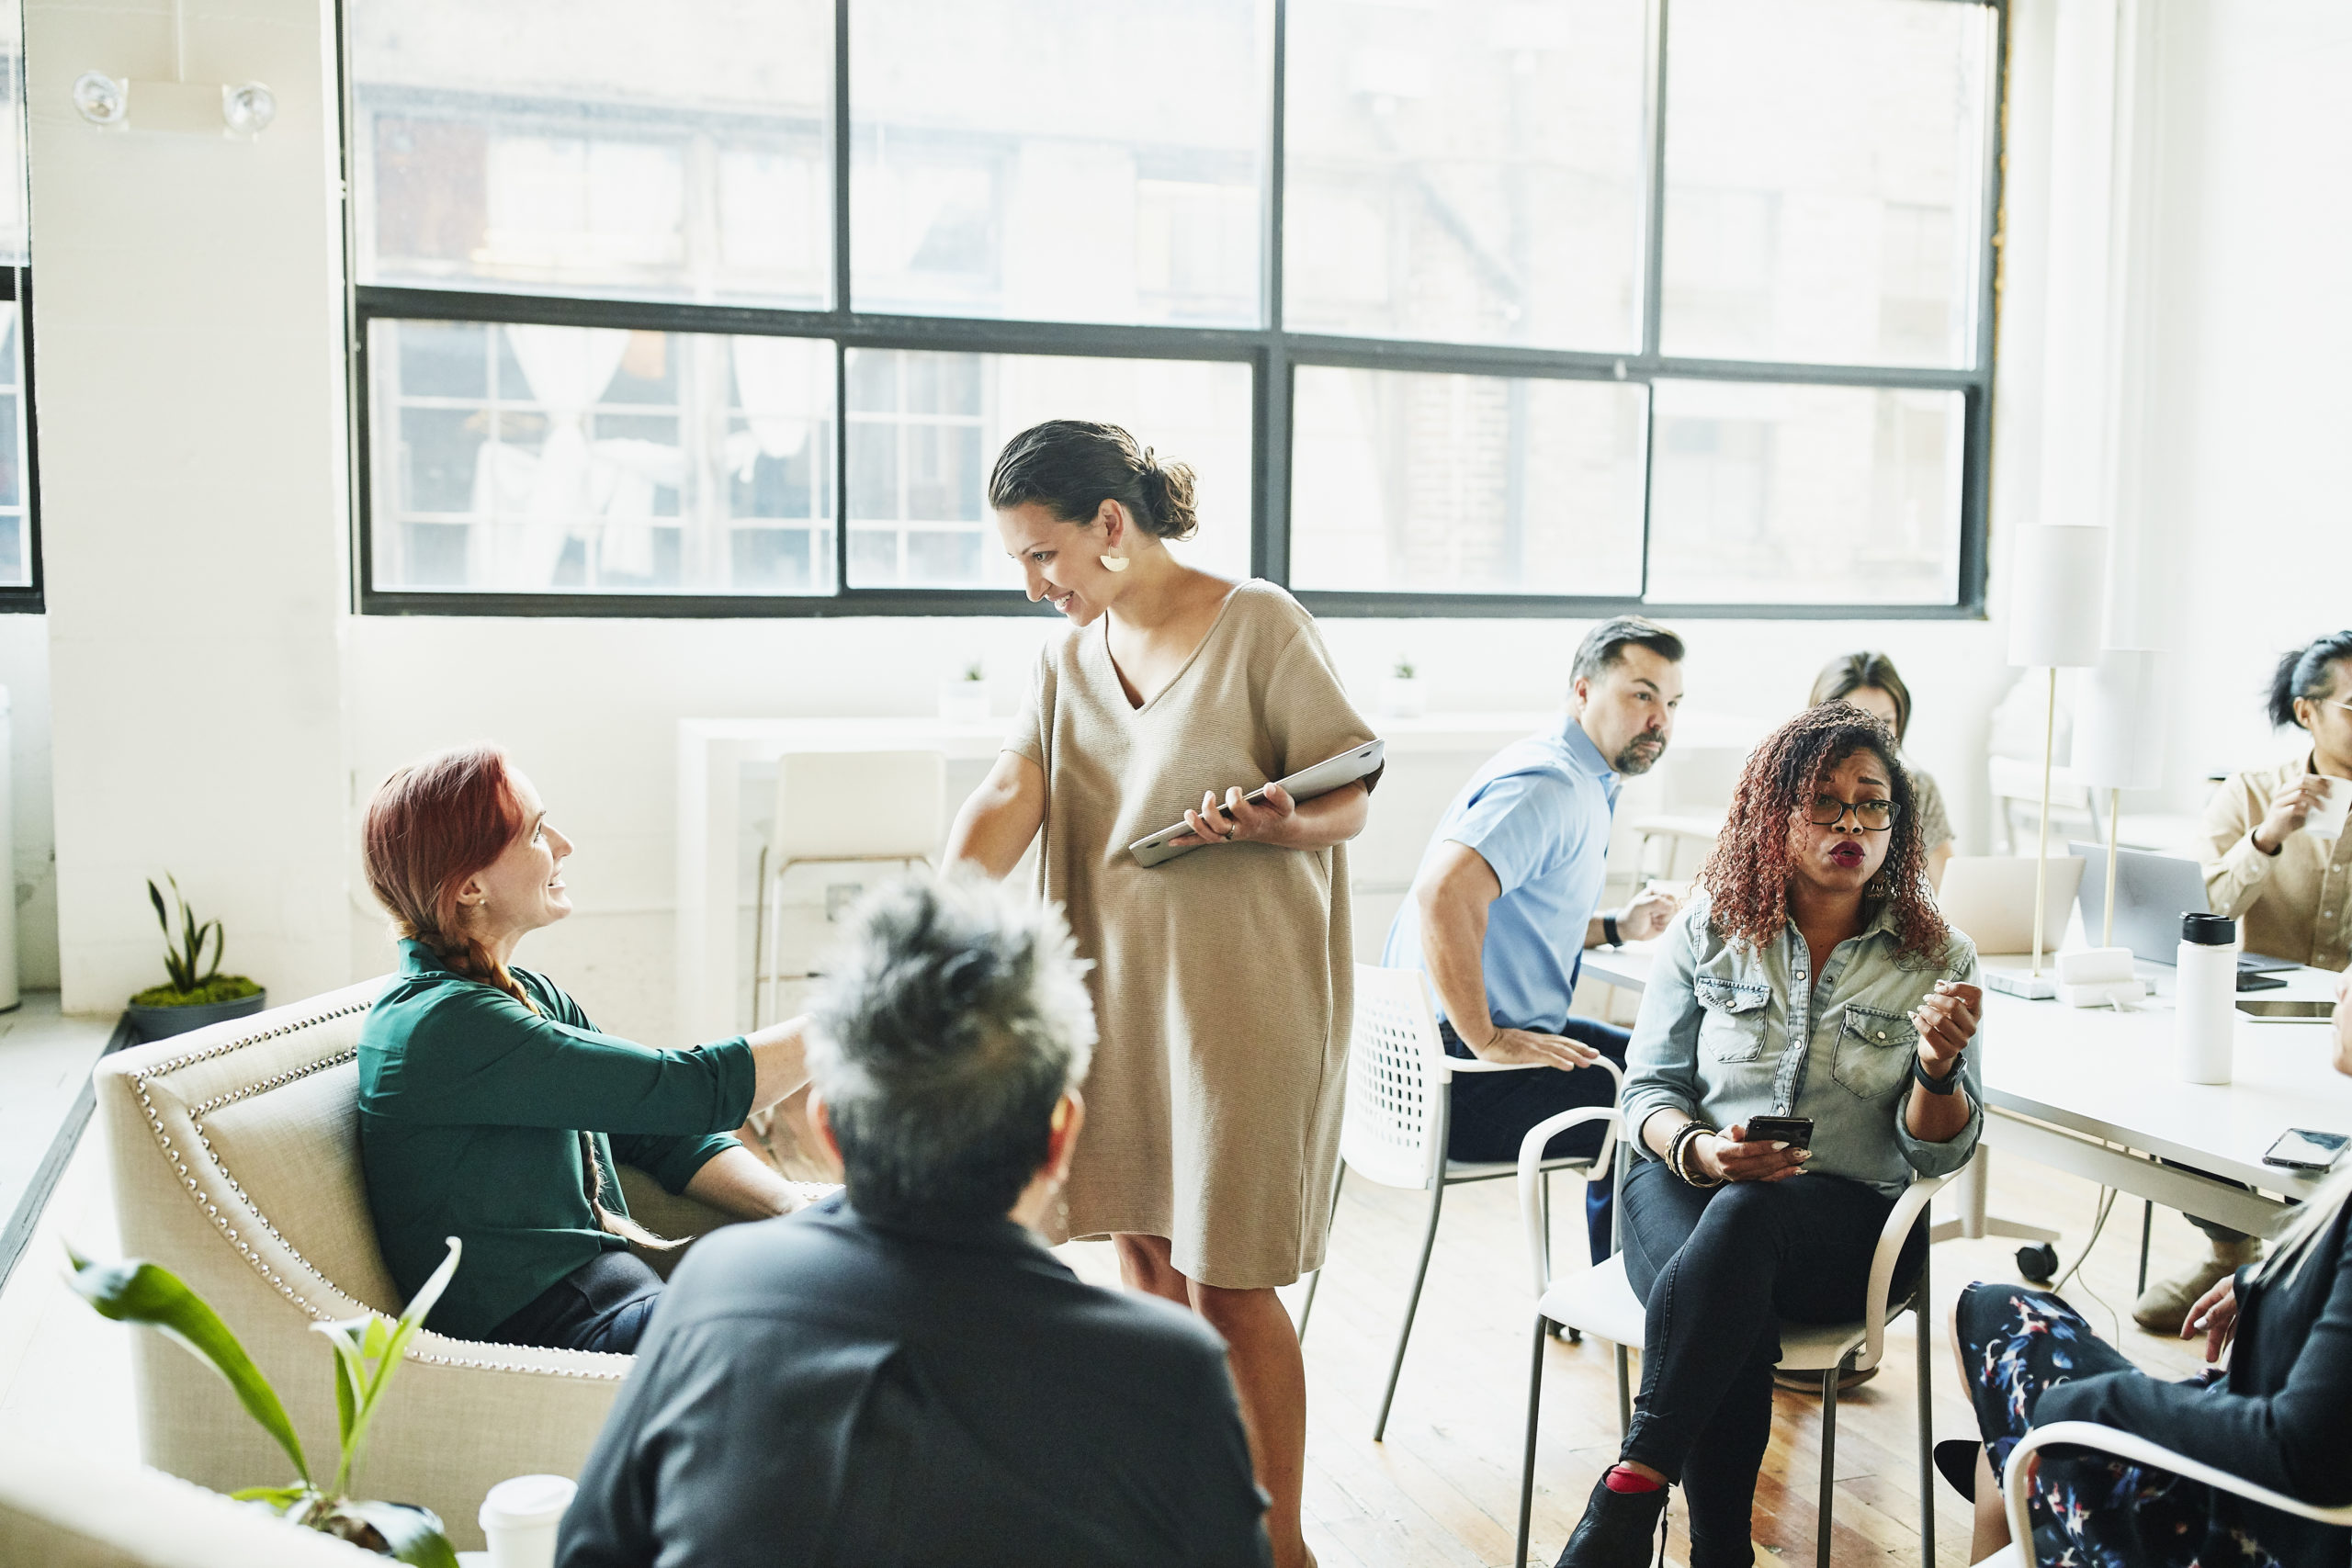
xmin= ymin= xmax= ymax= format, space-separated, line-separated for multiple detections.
xmin=2132 ymin=1235 xmax=2263 ymax=1334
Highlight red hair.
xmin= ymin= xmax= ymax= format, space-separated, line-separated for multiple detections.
xmin=364 ymin=743 xmax=535 ymax=1006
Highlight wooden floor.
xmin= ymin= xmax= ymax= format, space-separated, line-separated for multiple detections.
xmin=4 ymin=1102 xmax=2225 ymax=1568
xmin=1166 ymin=1156 xmax=2218 ymax=1568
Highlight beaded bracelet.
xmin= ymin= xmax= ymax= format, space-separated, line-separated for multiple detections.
xmin=1668 ymin=1121 xmax=1724 ymax=1189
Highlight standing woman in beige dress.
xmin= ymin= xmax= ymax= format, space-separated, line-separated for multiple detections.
xmin=948 ymin=419 xmax=1375 ymax=1568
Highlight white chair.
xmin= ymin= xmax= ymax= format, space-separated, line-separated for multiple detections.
xmin=750 ymin=750 xmax=944 ymax=1025
xmin=1300 ymin=964 xmax=1622 ymax=1443
xmin=1995 ymin=1420 xmax=2352 ymax=1566
xmin=1511 ymin=1106 xmax=1951 ymax=1568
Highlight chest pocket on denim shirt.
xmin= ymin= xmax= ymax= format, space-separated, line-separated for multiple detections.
xmin=1693 ymin=976 xmax=1769 ymax=1064
xmin=1832 ymin=1002 xmax=1918 ymax=1100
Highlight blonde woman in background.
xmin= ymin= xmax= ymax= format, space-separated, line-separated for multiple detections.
xmin=1808 ymin=651 xmax=1956 ymax=886
xmin=1945 ymin=963 xmax=2352 ymax=1567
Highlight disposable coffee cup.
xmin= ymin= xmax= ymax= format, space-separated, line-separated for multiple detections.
xmin=2303 ymin=776 xmax=2351 ymax=840
xmin=479 ymin=1474 xmax=576 ymax=1568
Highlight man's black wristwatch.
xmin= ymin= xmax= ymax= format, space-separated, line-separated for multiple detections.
xmin=1912 ymin=1050 xmax=1963 ymax=1094
xmin=1601 ymin=913 xmax=1622 ymax=948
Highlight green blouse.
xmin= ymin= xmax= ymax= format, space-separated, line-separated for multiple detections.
xmin=357 ymin=941 xmax=755 ymax=1339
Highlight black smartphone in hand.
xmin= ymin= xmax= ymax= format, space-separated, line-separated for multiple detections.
xmin=1741 ymin=1115 xmax=1815 ymax=1150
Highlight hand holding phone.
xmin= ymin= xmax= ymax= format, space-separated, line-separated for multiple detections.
xmin=1702 ymin=1120 xmax=1812 ymax=1183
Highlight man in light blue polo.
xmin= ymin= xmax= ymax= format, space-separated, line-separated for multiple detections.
xmin=1384 ymin=617 xmax=1686 ymax=1261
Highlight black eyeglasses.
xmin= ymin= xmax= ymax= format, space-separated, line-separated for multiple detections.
xmin=1805 ymin=795 xmax=1899 ymax=830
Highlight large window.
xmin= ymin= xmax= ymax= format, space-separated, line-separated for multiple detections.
xmin=0 ymin=0 xmax=34 ymax=608
xmin=349 ymin=0 xmax=2001 ymax=616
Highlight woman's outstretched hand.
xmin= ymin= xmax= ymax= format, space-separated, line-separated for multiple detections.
xmin=2183 ymin=1276 xmax=2240 ymax=1363
xmin=1172 ymin=783 xmax=1296 ymax=848
xmin=1694 ymin=1122 xmax=1810 ymax=1183
xmin=1910 ymin=980 xmax=1981 ymax=1077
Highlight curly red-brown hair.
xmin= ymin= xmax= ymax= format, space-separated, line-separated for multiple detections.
xmin=1698 ymin=702 xmax=1950 ymax=961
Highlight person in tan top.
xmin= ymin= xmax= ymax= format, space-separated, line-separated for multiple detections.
xmin=2200 ymin=629 xmax=2352 ymax=973
xmin=947 ymin=420 xmax=1376 ymax=1568
xmin=2134 ymin=629 xmax=2352 ymax=1333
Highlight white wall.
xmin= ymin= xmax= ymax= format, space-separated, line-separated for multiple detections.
xmin=0 ymin=618 xmax=57 ymax=987
xmin=21 ymin=0 xmax=2352 ymax=1031
xmin=28 ymin=0 xmax=351 ymax=1013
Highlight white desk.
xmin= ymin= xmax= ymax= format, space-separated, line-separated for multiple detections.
xmin=1575 ymin=942 xmax=2351 ymax=1234
xmin=676 ymin=710 xmax=1604 ymax=1042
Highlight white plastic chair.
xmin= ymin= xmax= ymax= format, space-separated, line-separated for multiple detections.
xmin=1511 ymin=1105 xmax=1951 ymax=1568
xmin=1992 ymin=1420 xmax=2352 ymax=1566
xmin=1299 ymin=964 xmax=1622 ymax=1443
xmin=751 ymin=750 xmax=944 ymax=1025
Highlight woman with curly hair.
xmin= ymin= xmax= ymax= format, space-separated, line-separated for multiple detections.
xmin=1553 ymin=703 xmax=1984 ymax=1568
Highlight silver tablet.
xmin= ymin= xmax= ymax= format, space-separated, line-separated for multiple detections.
xmin=1128 ymin=739 xmax=1385 ymax=867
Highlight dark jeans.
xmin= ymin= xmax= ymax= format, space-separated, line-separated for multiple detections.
xmin=1617 ymin=1158 xmax=1921 ymax=1560
xmin=492 ymin=1247 xmax=665 ymax=1354
xmin=1441 ymin=1016 xmax=1628 ymax=1264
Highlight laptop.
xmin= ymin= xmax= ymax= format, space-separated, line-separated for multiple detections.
xmin=2069 ymin=841 xmax=2300 ymax=973
xmin=1937 ymin=855 xmax=2086 ymax=955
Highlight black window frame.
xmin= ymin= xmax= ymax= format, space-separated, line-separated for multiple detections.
xmin=344 ymin=0 xmax=2005 ymax=621
xmin=0 ymin=268 xmax=41 ymax=615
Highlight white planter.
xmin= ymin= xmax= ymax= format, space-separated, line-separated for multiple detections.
xmin=1380 ymin=676 xmax=1427 ymax=719
xmin=938 ymin=681 xmax=990 ymax=723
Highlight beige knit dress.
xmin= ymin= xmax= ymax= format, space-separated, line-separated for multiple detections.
xmin=1009 ymin=580 xmax=1375 ymax=1289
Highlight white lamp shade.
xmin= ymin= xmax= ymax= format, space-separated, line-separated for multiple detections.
xmin=2007 ymin=525 xmax=2109 ymax=668
xmin=2076 ymin=649 xmax=2165 ymax=790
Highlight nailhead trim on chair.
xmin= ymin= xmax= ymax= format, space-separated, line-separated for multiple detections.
xmin=130 ymin=997 xmax=631 ymax=1381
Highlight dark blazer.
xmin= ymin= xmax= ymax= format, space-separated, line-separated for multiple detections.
xmin=2038 ymin=1201 xmax=2352 ymax=1565
xmin=558 ymin=1193 xmax=1274 ymax=1568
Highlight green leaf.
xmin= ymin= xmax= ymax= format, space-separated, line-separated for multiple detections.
xmin=148 ymin=879 xmax=170 ymax=938
xmin=338 ymin=1501 xmax=460 ymax=1568
xmin=229 ymin=1483 xmax=316 ymax=1513
xmin=65 ymin=1246 xmax=310 ymax=1483
xmin=310 ymin=1314 xmax=371 ymax=1495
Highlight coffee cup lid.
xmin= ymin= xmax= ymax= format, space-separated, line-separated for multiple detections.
xmin=481 ymin=1473 xmax=576 ymax=1529
xmin=2181 ymin=912 xmax=2236 ymax=945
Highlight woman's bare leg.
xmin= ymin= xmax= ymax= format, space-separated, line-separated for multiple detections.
xmin=1948 ymin=1297 xmax=2012 ymax=1561
xmin=1113 ymin=1232 xmax=1190 ymax=1304
xmin=1191 ymin=1280 xmax=1314 ymax=1568
xmin=1971 ymin=1448 xmax=2009 ymax=1560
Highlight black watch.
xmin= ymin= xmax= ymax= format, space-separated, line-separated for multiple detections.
xmin=1601 ymin=913 xmax=1622 ymax=947
xmin=1912 ymin=1050 xmax=1963 ymax=1094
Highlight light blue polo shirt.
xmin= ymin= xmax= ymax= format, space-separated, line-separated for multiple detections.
xmin=1383 ymin=716 xmax=1622 ymax=1032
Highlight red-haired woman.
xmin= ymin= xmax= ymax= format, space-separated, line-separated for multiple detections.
xmin=357 ymin=745 xmax=810 ymax=1354
xmin=1555 ymin=705 xmax=1984 ymax=1568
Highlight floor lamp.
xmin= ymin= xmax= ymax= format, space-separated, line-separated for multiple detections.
xmin=2059 ymin=649 xmax=2165 ymax=1007
xmin=1989 ymin=524 xmax=2108 ymax=1001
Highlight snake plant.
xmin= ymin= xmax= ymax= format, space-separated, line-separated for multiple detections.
xmin=66 ymin=1237 xmax=465 ymax=1565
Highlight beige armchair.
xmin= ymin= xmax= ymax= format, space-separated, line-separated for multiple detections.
xmin=93 ymin=978 xmax=746 ymax=1552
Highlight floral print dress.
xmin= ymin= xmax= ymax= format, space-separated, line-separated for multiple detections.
xmin=1957 ymin=1282 xmax=2285 ymax=1568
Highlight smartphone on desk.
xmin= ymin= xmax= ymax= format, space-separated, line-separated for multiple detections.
xmin=1740 ymin=1115 xmax=1815 ymax=1150
xmin=2263 ymin=1127 xmax=2349 ymax=1172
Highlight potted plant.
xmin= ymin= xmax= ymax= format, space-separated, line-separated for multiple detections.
xmin=127 ymin=875 xmax=266 ymax=1041
xmin=1381 ymin=655 xmax=1427 ymax=719
xmin=66 ymin=1237 xmax=465 ymax=1566
xmin=938 ymin=660 xmax=990 ymax=723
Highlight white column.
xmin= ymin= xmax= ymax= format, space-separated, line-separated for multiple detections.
xmin=27 ymin=0 xmax=350 ymax=1011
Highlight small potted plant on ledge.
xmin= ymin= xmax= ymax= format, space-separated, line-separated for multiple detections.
xmin=127 ymin=875 xmax=266 ymax=1041
xmin=939 ymin=660 xmax=990 ymax=723
xmin=1381 ymin=654 xmax=1426 ymax=719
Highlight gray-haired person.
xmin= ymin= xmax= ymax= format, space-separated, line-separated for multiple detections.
xmin=559 ymin=875 xmax=1273 ymax=1568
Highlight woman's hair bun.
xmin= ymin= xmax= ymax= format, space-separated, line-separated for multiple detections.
xmin=987 ymin=419 xmax=1200 ymax=541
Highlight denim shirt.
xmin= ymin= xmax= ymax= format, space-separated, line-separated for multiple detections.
xmin=1621 ymin=891 xmax=1983 ymax=1197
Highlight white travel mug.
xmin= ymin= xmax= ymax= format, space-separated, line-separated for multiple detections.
xmin=479 ymin=1474 xmax=577 ymax=1568
xmin=2175 ymin=912 xmax=2238 ymax=1086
